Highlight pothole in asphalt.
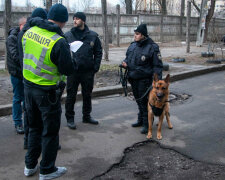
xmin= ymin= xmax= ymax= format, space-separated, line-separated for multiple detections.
xmin=93 ymin=141 xmax=225 ymax=180
xmin=169 ymin=92 xmax=192 ymax=105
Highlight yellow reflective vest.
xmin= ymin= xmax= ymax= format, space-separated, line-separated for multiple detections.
xmin=22 ymin=26 xmax=63 ymax=86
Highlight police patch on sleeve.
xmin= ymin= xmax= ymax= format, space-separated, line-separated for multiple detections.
xmin=90 ymin=41 xmax=94 ymax=47
xmin=157 ymin=53 xmax=162 ymax=60
xmin=141 ymin=55 xmax=146 ymax=61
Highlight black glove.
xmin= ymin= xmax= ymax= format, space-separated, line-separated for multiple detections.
xmin=56 ymin=81 xmax=66 ymax=99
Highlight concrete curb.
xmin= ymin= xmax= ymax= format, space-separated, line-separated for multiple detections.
xmin=1 ymin=64 xmax=225 ymax=117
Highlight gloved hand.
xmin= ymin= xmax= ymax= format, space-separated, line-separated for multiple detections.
xmin=56 ymin=81 xmax=66 ymax=99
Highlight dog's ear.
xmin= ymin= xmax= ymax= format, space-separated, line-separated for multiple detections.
xmin=164 ymin=74 xmax=170 ymax=84
xmin=153 ymin=73 xmax=159 ymax=82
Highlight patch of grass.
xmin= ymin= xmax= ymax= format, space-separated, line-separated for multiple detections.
xmin=99 ymin=64 xmax=119 ymax=72
xmin=0 ymin=69 xmax=9 ymax=76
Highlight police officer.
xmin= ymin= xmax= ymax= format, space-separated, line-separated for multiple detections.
xmin=22 ymin=4 xmax=75 ymax=179
xmin=122 ymin=24 xmax=163 ymax=134
xmin=17 ymin=8 xmax=47 ymax=149
xmin=65 ymin=12 xmax=102 ymax=129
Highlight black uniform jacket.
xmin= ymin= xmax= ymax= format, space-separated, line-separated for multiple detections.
xmin=6 ymin=27 xmax=22 ymax=79
xmin=65 ymin=25 xmax=102 ymax=73
xmin=124 ymin=37 xmax=163 ymax=80
xmin=18 ymin=17 xmax=31 ymax=69
xmin=23 ymin=17 xmax=75 ymax=90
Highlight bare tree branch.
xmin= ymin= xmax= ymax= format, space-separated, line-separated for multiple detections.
xmin=79 ymin=0 xmax=94 ymax=12
xmin=155 ymin=0 xmax=167 ymax=14
xmin=191 ymin=0 xmax=200 ymax=13
xmin=134 ymin=0 xmax=142 ymax=13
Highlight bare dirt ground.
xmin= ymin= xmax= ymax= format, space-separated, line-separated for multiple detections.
xmin=94 ymin=141 xmax=225 ymax=180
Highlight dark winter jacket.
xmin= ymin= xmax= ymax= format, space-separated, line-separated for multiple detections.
xmin=65 ymin=25 xmax=102 ymax=73
xmin=23 ymin=17 xmax=75 ymax=90
xmin=18 ymin=17 xmax=31 ymax=69
xmin=6 ymin=27 xmax=22 ymax=79
xmin=123 ymin=37 xmax=163 ymax=80
xmin=222 ymin=35 xmax=225 ymax=45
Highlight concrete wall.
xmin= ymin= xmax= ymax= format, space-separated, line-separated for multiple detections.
xmin=0 ymin=11 xmax=225 ymax=53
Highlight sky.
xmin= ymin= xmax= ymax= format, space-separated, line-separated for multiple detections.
xmin=5 ymin=0 xmax=122 ymax=8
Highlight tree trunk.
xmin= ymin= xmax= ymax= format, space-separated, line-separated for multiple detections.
xmin=160 ymin=0 xmax=166 ymax=42
xmin=101 ymin=0 xmax=109 ymax=61
xmin=4 ymin=0 xmax=11 ymax=70
xmin=196 ymin=0 xmax=207 ymax=46
xmin=186 ymin=0 xmax=191 ymax=53
xmin=125 ymin=0 xmax=132 ymax=14
xmin=160 ymin=14 xmax=164 ymax=42
xmin=180 ymin=0 xmax=185 ymax=40
xmin=161 ymin=0 xmax=167 ymax=15
xmin=46 ymin=0 xmax=52 ymax=11
xmin=116 ymin=4 xmax=120 ymax=47
xmin=111 ymin=13 xmax=115 ymax=45
xmin=204 ymin=0 xmax=216 ymax=42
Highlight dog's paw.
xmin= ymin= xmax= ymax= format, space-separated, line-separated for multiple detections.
xmin=157 ymin=134 xmax=162 ymax=140
xmin=146 ymin=133 xmax=152 ymax=139
xmin=168 ymin=123 xmax=173 ymax=129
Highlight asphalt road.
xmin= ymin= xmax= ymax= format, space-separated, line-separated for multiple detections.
xmin=161 ymin=70 xmax=225 ymax=165
xmin=0 ymin=71 xmax=224 ymax=179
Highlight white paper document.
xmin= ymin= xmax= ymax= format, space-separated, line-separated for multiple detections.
xmin=70 ymin=41 xmax=83 ymax=53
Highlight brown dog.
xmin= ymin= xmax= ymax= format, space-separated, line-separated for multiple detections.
xmin=147 ymin=73 xmax=173 ymax=140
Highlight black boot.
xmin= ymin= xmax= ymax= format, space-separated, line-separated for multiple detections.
xmin=83 ymin=116 xmax=99 ymax=125
xmin=67 ymin=119 xmax=76 ymax=130
xmin=132 ymin=112 xmax=143 ymax=127
xmin=15 ymin=125 xmax=24 ymax=134
xmin=140 ymin=117 xmax=148 ymax=134
xmin=67 ymin=122 xmax=76 ymax=129
xmin=140 ymin=125 xmax=148 ymax=134
xmin=132 ymin=121 xmax=143 ymax=127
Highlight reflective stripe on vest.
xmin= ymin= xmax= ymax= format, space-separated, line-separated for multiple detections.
xmin=22 ymin=26 xmax=62 ymax=85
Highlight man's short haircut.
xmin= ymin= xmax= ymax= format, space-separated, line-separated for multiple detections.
xmin=19 ymin=17 xmax=27 ymax=26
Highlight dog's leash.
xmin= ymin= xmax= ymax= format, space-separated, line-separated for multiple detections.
xmin=134 ymin=85 xmax=153 ymax=101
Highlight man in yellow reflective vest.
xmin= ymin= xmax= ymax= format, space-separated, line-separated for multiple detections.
xmin=22 ymin=4 xmax=75 ymax=179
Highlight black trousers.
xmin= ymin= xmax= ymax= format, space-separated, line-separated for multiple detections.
xmin=24 ymin=104 xmax=29 ymax=141
xmin=65 ymin=72 xmax=94 ymax=122
xmin=24 ymin=86 xmax=61 ymax=174
xmin=129 ymin=78 xmax=152 ymax=126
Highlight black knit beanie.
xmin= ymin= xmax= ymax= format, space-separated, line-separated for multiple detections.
xmin=134 ymin=24 xmax=148 ymax=37
xmin=31 ymin=8 xmax=47 ymax=20
xmin=73 ymin=12 xmax=86 ymax=22
xmin=47 ymin=4 xmax=68 ymax=23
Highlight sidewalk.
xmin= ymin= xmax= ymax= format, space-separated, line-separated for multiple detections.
xmin=0 ymin=60 xmax=5 ymax=69
xmin=104 ymin=42 xmax=217 ymax=65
